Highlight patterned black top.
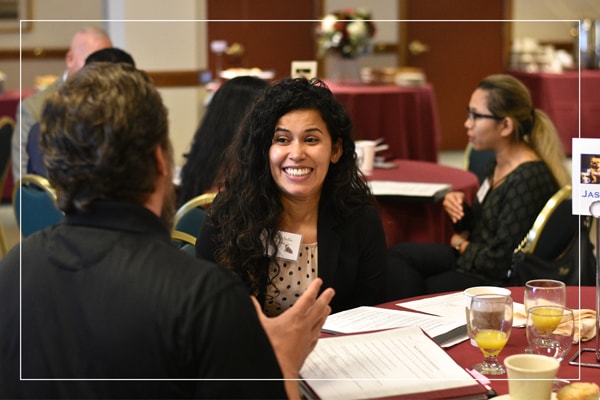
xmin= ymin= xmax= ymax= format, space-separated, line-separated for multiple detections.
xmin=456 ymin=161 xmax=558 ymax=284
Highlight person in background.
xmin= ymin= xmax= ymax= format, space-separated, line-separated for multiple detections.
xmin=177 ymin=75 xmax=269 ymax=206
xmin=386 ymin=74 xmax=570 ymax=299
xmin=0 ymin=63 xmax=334 ymax=399
xmin=11 ymin=26 xmax=112 ymax=183
xmin=196 ymin=77 xmax=387 ymax=316
xmin=26 ymin=47 xmax=135 ymax=177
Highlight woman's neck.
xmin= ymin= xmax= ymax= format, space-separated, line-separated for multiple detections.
xmin=279 ymin=196 xmax=320 ymax=243
xmin=492 ymin=142 xmax=539 ymax=187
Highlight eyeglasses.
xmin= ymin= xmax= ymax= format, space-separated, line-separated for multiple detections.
xmin=466 ymin=108 xmax=504 ymax=123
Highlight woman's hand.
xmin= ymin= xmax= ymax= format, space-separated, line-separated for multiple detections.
xmin=443 ymin=191 xmax=466 ymax=223
xmin=251 ymin=278 xmax=335 ymax=399
xmin=450 ymin=232 xmax=470 ymax=254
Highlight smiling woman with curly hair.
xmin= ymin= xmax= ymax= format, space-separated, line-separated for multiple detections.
xmin=196 ymin=77 xmax=387 ymax=316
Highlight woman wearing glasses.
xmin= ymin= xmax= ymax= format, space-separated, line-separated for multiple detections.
xmin=386 ymin=74 xmax=570 ymax=299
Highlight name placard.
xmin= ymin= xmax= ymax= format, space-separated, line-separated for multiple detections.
xmin=572 ymin=138 xmax=600 ymax=216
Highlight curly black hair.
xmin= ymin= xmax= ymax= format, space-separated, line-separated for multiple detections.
xmin=178 ymin=76 xmax=269 ymax=206
xmin=208 ymin=77 xmax=373 ymax=296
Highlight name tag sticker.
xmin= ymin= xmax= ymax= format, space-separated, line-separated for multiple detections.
xmin=477 ymin=178 xmax=490 ymax=204
xmin=275 ymin=231 xmax=303 ymax=261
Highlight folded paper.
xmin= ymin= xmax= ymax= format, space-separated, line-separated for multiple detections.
xmin=517 ymin=309 xmax=596 ymax=343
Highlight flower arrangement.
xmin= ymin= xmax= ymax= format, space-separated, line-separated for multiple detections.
xmin=317 ymin=8 xmax=376 ymax=59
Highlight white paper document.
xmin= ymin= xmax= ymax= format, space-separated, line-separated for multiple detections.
xmin=322 ymin=306 xmax=467 ymax=347
xmin=398 ymin=292 xmax=526 ymax=328
xmin=368 ymin=180 xmax=450 ymax=199
xmin=301 ymin=326 xmax=484 ymax=400
xmin=398 ymin=292 xmax=468 ymax=321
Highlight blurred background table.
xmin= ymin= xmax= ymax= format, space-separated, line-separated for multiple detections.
xmin=327 ymin=82 xmax=442 ymax=162
xmin=386 ymin=285 xmax=598 ymax=396
xmin=369 ymin=159 xmax=479 ymax=247
xmin=0 ymin=88 xmax=36 ymax=201
xmin=508 ymin=70 xmax=600 ymax=156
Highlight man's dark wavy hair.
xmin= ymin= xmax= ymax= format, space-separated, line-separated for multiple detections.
xmin=208 ymin=77 xmax=373 ymax=297
xmin=40 ymin=62 xmax=169 ymax=213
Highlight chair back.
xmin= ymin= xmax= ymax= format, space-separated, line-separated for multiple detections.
xmin=13 ymin=174 xmax=63 ymax=237
xmin=463 ymin=142 xmax=495 ymax=184
xmin=0 ymin=117 xmax=14 ymax=191
xmin=171 ymin=230 xmax=197 ymax=256
xmin=517 ymin=185 xmax=574 ymax=258
xmin=173 ymin=192 xmax=217 ymax=237
xmin=0 ymin=117 xmax=15 ymax=255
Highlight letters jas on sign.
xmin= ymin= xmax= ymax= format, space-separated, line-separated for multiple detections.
xmin=582 ymin=190 xmax=600 ymax=198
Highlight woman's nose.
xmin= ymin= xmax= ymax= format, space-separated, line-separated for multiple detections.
xmin=288 ymin=142 xmax=306 ymax=160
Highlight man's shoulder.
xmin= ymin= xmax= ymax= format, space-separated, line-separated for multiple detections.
xmin=21 ymin=81 xmax=62 ymax=117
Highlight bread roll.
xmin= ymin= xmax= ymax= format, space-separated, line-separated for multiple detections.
xmin=557 ymin=382 xmax=600 ymax=400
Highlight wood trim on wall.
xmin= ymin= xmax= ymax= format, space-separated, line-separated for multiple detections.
xmin=146 ymin=70 xmax=211 ymax=87
xmin=0 ymin=47 xmax=68 ymax=60
xmin=0 ymin=48 xmax=210 ymax=87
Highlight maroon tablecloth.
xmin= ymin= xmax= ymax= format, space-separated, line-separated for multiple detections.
xmin=383 ymin=286 xmax=599 ymax=396
xmin=0 ymin=88 xmax=37 ymax=201
xmin=368 ymin=159 xmax=479 ymax=247
xmin=508 ymin=70 xmax=600 ymax=155
xmin=327 ymin=82 xmax=442 ymax=162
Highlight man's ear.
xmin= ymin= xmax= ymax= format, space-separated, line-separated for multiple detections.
xmin=154 ymin=145 xmax=168 ymax=176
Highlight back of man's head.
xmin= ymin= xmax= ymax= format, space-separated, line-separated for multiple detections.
xmin=40 ymin=62 xmax=169 ymax=214
xmin=85 ymin=47 xmax=136 ymax=67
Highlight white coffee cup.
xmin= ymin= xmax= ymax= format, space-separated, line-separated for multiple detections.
xmin=355 ymin=140 xmax=376 ymax=175
xmin=464 ymin=286 xmax=512 ymax=346
xmin=505 ymin=354 xmax=559 ymax=400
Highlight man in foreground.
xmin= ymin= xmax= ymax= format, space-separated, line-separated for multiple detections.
xmin=0 ymin=62 xmax=334 ymax=399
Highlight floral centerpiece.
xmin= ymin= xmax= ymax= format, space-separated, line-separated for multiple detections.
xmin=317 ymin=8 xmax=376 ymax=59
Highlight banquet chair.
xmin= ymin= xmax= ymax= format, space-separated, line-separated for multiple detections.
xmin=0 ymin=117 xmax=15 ymax=255
xmin=463 ymin=142 xmax=494 ymax=184
xmin=171 ymin=230 xmax=197 ymax=257
xmin=173 ymin=192 xmax=217 ymax=238
xmin=516 ymin=185 xmax=573 ymax=257
xmin=513 ymin=185 xmax=595 ymax=285
xmin=12 ymin=174 xmax=63 ymax=238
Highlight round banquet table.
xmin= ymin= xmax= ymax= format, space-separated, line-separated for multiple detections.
xmin=507 ymin=70 xmax=600 ymax=156
xmin=368 ymin=159 xmax=479 ymax=247
xmin=382 ymin=286 xmax=599 ymax=396
xmin=326 ymin=82 xmax=442 ymax=162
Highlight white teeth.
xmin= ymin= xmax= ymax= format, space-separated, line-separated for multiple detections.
xmin=284 ymin=168 xmax=311 ymax=176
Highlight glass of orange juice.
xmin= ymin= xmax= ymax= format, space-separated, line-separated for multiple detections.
xmin=468 ymin=294 xmax=513 ymax=375
xmin=526 ymin=305 xmax=574 ymax=391
xmin=526 ymin=305 xmax=574 ymax=362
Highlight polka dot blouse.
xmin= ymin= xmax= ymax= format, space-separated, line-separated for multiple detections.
xmin=264 ymin=242 xmax=318 ymax=317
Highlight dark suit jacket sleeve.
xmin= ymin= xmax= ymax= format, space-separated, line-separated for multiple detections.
xmin=319 ymin=204 xmax=388 ymax=312
xmin=195 ymin=215 xmax=217 ymax=262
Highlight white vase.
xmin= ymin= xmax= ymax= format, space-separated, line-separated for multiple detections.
xmin=327 ymin=55 xmax=361 ymax=85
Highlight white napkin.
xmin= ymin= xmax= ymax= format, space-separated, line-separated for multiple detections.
xmin=515 ymin=308 xmax=597 ymax=344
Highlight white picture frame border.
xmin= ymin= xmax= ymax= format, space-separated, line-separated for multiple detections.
xmin=290 ymin=60 xmax=317 ymax=80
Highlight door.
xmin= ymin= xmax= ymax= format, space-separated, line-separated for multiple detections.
xmin=400 ymin=0 xmax=511 ymax=150
xmin=207 ymin=0 xmax=322 ymax=81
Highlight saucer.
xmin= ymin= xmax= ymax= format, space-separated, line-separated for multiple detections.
xmin=493 ymin=393 xmax=557 ymax=400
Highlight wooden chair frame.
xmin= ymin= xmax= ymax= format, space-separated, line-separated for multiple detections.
xmin=171 ymin=230 xmax=197 ymax=246
xmin=515 ymin=185 xmax=572 ymax=254
xmin=12 ymin=173 xmax=61 ymax=237
xmin=173 ymin=192 xmax=217 ymax=229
